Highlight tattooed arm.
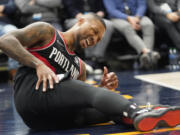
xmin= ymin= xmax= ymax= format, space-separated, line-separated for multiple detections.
xmin=0 ymin=22 xmax=59 ymax=91
xmin=77 ymin=60 xmax=86 ymax=81
xmin=0 ymin=22 xmax=51 ymax=68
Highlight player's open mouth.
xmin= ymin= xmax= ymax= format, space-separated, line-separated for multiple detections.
xmin=82 ymin=39 xmax=91 ymax=48
xmin=83 ymin=39 xmax=88 ymax=48
xmin=86 ymin=39 xmax=89 ymax=46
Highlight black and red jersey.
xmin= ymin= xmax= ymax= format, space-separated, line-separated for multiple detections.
xmin=27 ymin=30 xmax=82 ymax=79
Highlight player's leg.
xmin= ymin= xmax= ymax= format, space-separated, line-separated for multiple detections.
xmin=14 ymin=68 xmax=180 ymax=131
xmin=14 ymin=70 xmax=139 ymax=129
xmin=45 ymin=79 xmax=180 ymax=131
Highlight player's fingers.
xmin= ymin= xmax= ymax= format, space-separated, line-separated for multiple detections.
xmin=106 ymin=84 xmax=114 ymax=89
xmin=114 ymin=80 xmax=119 ymax=88
xmin=52 ymin=73 xmax=59 ymax=83
xmin=107 ymin=72 xmax=117 ymax=79
xmin=107 ymin=81 xmax=118 ymax=89
xmin=48 ymin=75 xmax=54 ymax=89
xmin=42 ymin=77 xmax=47 ymax=92
xmin=35 ymin=78 xmax=42 ymax=90
xmin=103 ymin=66 xmax=108 ymax=76
xmin=104 ymin=76 xmax=117 ymax=84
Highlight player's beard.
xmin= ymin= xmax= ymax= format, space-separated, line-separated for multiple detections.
xmin=74 ymin=34 xmax=84 ymax=55
xmin=74 ymin=34 xmax=82 ymax=50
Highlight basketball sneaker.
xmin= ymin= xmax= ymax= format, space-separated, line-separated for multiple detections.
xmin=122 ymin=104 xmax=169 ymax=125
xmin=132 ymin=105 xmax=180 ymax=131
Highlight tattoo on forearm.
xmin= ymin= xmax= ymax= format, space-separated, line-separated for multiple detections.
xmin=0 ymin=22 xmax=55 ymax=68
xmin=0 ymin=36 xmax=42 ymax=68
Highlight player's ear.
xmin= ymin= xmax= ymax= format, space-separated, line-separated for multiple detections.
xmin=77 ymin=17 xmax=85 ymax=25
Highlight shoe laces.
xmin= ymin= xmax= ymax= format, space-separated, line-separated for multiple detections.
xmin=146 ymin=102 xmax=152 ymax=110
xmin=135 ymin=102 xmax=152 ymax=115
xmin=136 ymin=103 xmax=169 ymax=115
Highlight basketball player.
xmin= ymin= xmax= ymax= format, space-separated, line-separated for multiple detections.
xmin=0 ymin=13 xmax=179 ymax=132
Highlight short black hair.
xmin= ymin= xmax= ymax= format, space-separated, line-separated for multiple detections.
xmin=88 ymin=12 xmax=106 ymax=29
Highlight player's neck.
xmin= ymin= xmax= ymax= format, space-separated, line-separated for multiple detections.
xmin=61 ymin=30 xmax=75 ymax=52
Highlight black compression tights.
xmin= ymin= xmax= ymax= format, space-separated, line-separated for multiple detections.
xmin=14 ymin=78 xmax=136 ymax=130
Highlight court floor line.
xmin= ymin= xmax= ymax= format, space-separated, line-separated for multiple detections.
xmin=104 ymin=126 xmax=180 ymax=135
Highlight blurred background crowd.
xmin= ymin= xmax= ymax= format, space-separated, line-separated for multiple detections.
xmin=0 ymin=0 xmax=180 ymax=78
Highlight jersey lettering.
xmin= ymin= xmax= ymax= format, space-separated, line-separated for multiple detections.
xmin=28 ymin=30 xmax=81 ymax=79
xmin=49 ymin=47 xmax=79 ymax=79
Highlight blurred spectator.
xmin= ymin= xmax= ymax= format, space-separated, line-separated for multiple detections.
xmin=0 ymin=0 xmax=17 ymax=36
xmin=0 ymin=0 xmax=19 ymax=76
xmin=63 ymin=0 xmax=114 ymax=73
xmin=147 ymin=0 xmax=180 ymax=51
xmin=103 ymin=0 xmax=160 ymax=70
xmin=14 ymin=0 xmax=63 ymax=30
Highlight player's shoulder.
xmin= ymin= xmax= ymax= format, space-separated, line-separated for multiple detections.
xmin=26 ymin=22 xmax=55 ymax=32
xmin=29 ymin=22 xmax=53 ymax=27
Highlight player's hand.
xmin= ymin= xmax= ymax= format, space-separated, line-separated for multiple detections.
xmin=35 ymin=64 xmax=59 ymax=92
xmin=100 ymin=66 xmax=118 ymax=90
xmin=75 ymin=13 xmax=83 ymax=19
